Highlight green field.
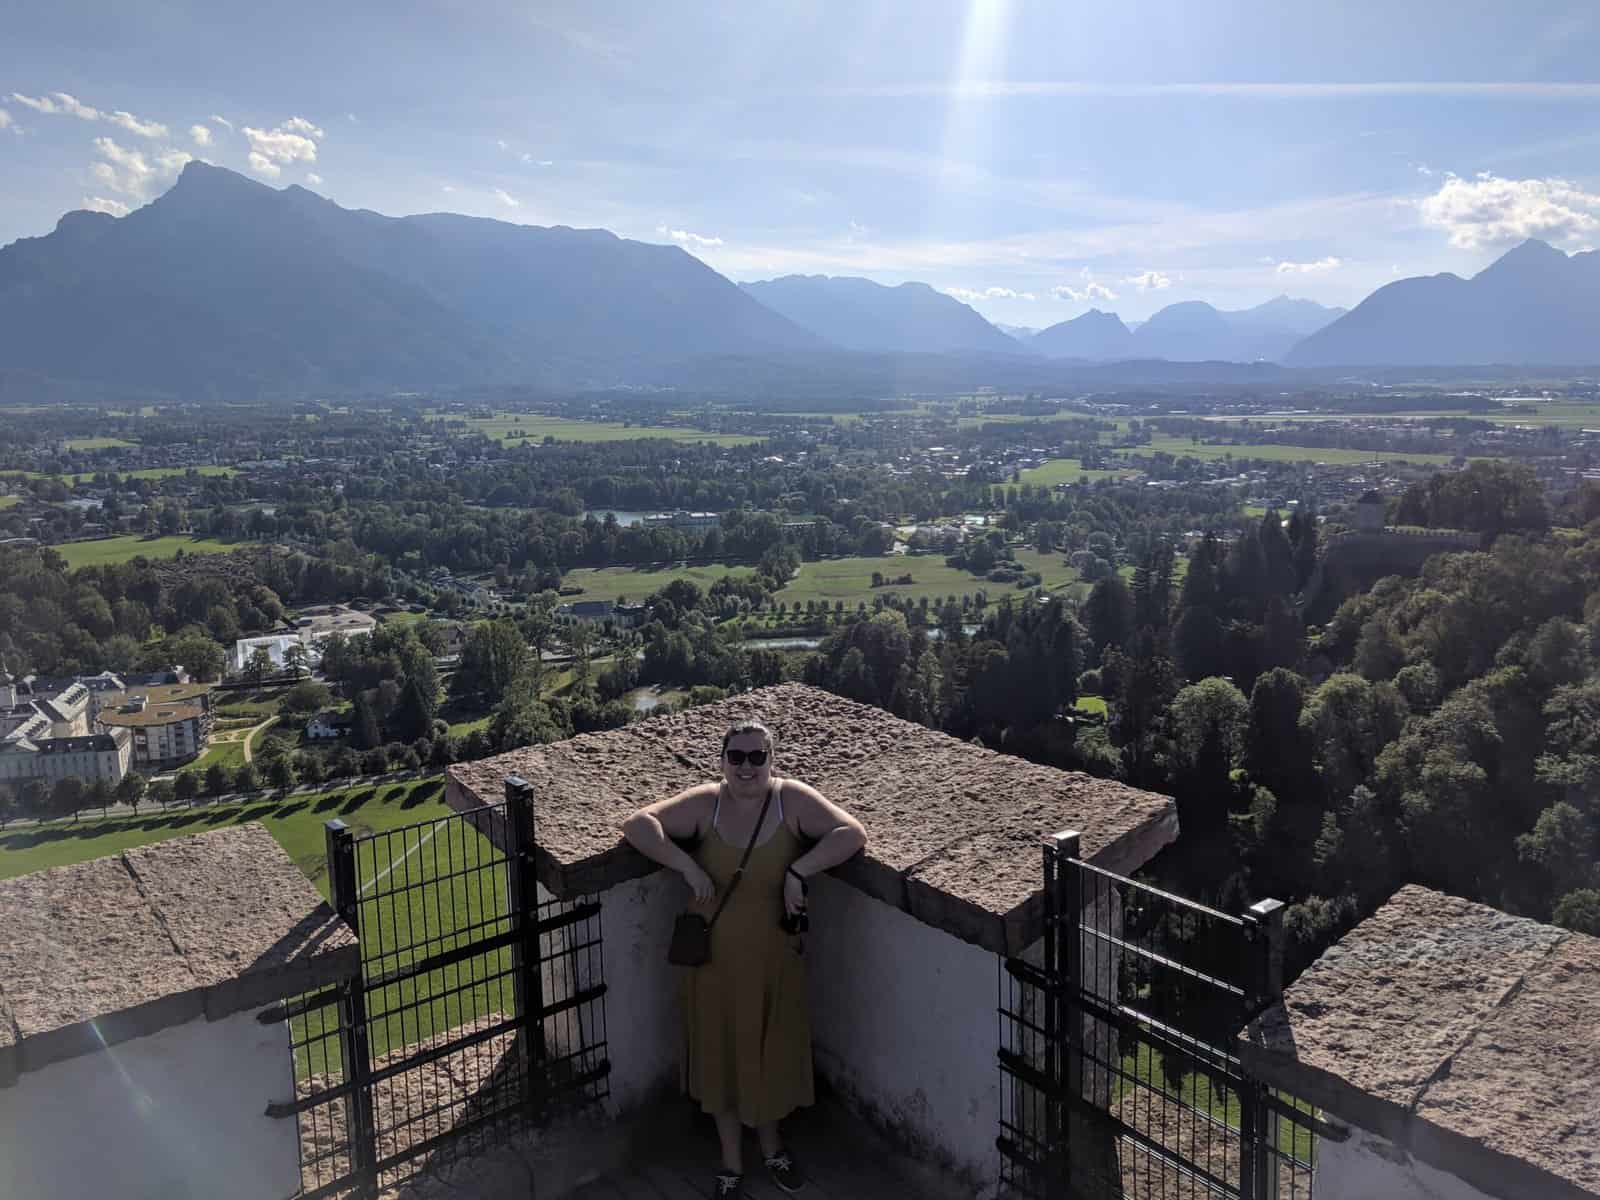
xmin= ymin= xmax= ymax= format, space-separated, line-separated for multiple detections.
xmin=1129 ymin=435 xmax=1460 ymax=466
xmin=560 ymin=561 xmax=759 ymax=604
xmin=0 ymin=495 xmax=18 ymax=510
xmin=1018 ymin=460 xmax=1136 ymax=487
xmin=782 ymin=550 xmax=1079 ymax=607
xmin=64 ymin=436 xmax=139 ymax=450
xmin=55 ymin=534 xmax=243 ymax=568
xmin=1074 ymin=695 xmax=1108 ymax=716
xmin=0 ymin=465 xmax=238 ymax=486
xmin=456 ymin=413 xmax=760 ymax=447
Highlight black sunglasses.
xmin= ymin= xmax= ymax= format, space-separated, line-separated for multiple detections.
xmin=725 ymin=749 xmax=769 ymax=766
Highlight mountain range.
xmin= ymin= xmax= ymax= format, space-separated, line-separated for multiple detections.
xmin=1287 ymin=238 xmax=1600 ymax=366
xmin=1029 ymin=296 xmax=1346 ymax=363
xmin=0 ymin=163 xmax=1596 ymax=399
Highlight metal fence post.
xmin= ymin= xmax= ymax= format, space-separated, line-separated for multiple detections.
xmin=325 ymin=819 xmax=377 ymax=1198
xmin=1046 ymin=830 xmax=1082 ymax=1199
xmin=1243 ymin=898 xmax=1287 ymax=1200
xmin=504 ymin=776 xmax=548 ymax=1115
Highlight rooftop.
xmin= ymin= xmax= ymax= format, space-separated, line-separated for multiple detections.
xmin=99 ymin=682 xmax=212 ymax=707
xmin=0 ymin=824 xmax=357 ymax=1084
xmin=97 ymin=701 xmax=205 ymax=728
xmin=447 ymin=683 xmax=1176 ymax=955
xmin=1241 ymin=885 xmax=1599 ymax=1200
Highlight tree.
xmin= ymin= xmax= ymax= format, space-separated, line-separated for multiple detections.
xmin=204 ymin=761 xmax=233 ymax=797
xmin=233 ymin=763 xmax=260 ymax=794
xmin=1552 ymin=889 xmax=1600 ymax=935
xmin=117 ymin=772 xmax=148 ymax=815
xmin=1517 ymin=802 xmax=1597 ymax=903
xmin=454 ymin=619 xmax=530 ymax=700
xmin=1168 ymin=677 xmax=1249 ymax=840
xmin=1083 ymin=575 xmax=1135 ymax=666
xmin=245 ymin=646 xmax=275 ymax=688
xmin=351 ymin=691 xmax=382 ymax=751
xmin=19 ymin=779 xmax=50 ymax=822
xmin=390 ymin=674 xmax=438 ymax=742
xmin=1300 ymin=673 xmax=1407 ymax=807
xmin=283 ymin=642 xmax=310 ymax=678
xmin=52 ymin=776 xmax=86 ymax=822
xmin=174 ymin=771 xmax=199 ymax=805
xmin=280 ymin=679 xmax=334 ymax=715
xmin=265 ymin=753 xmax=298 ymax=794
xmin=0 ymin=791 xmax=16 ymax=828
xmin=148 ymin=778 xmax=176 ymax=811
xmin=85 ymin=778 xmax=113 ymax=816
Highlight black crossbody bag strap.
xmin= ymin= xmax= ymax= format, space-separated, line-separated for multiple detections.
xmin=704 ymin=782 xmax=774 ymax=934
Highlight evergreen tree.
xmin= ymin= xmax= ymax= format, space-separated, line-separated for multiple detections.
xmin=351 ymin=691 xmax=382 ymax=750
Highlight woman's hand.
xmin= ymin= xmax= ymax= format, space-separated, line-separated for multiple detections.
xmin=681 ymin=862 xmax=715 ymax=903
xmin=783 ymin=869 xmax=807 ymax=917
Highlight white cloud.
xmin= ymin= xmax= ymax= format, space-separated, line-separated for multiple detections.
xmin=1124 ymin=270 xmax=1173 ymax=291
xmin=83 ymin=195 xmax=130 ymax=216
xmin=0 ymin=111 xmax=10 ymax=131
xmin=306 ymin=172 xmax=322 ymax=185
xmin=246 ymin=151 xmax=280 ymax=178
xmin=106 ymin=110 xmax=167 ymax=138
xmin=442 ymin=184 xmax=457 ymax=193
xmin=209 ymin=114 xmax=233 ymax=130
xmin=190 ymin=123 xmax=213 ymax=147
xmin=496 ymin=139 xmax=509 ymax=151
xmin=1418 ymin=172 xmax=1600 ymax=249
xmin=12 ymin=92 xmax=166 ymax=137
xmin=91 ymin=136 xmax=153 ymax=194
xmin=946 ymin=285 xmax=1036 ymax=302
xmin=661 ymin=226 xmax=724 ymax=249
xmin=1051 ymin=281 xmax=1118 ymax=302
xmin=244 ymin=123 xmax=319 ymax=172
xmin=10 ymin=92 xmax=58 ymax=113
xmin=282 ymin=116 xmax=324 ymax=139
xmin=494 ymin=187 xmax=520 ymax=207
xmin=1276 ymin=256 xmax=1342 ymax=273
xmin=521 ymin=152 xmax=554 ymax=166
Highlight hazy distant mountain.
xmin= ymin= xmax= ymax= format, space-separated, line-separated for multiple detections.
xmin=1031 ymin=309 xmax=1136 ymax=359
xmin=0 ymin=162 xmax=819 ymax=397
xmin=1287 ymin=239 xmax=1600 ymax=367
xmin=996 ymin=324 xmax=1038 ymax=342
xmin=739 ymin=275 xmax=1024 ymax=354
xmin=1030 ymin=295 xmax=1344 ymax=362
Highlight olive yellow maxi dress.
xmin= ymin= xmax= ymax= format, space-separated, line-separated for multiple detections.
xmin=680 ymin=784 xmax=814 ymax=1125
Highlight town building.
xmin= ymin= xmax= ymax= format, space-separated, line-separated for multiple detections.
xmin=304 ymin=710 xmax=351 ymax=740
xmin=228 ymin=633 xmax=307 ymax=676
xmin=94 ymin=683 xmax=214 ymax=769
xmin=0 ymin=728 xmax=132 ymax=791
xmin=642 ymin=509 xmax=721 ymax=530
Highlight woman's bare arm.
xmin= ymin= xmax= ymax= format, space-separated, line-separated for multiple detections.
xmin=783 ymin=780 xmax=867 ymax=879
xmin=621 ymin=783 xmax=717 ymax=896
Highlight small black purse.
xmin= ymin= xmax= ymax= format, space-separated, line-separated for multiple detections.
xmin=668 ymin=786 xmax=772 ymax=967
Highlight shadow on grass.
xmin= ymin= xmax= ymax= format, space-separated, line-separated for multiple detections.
xmin=1 ymin=807 xmax=222 ymax=850
xmin=313 ymin=791 xmax=348 ymax=813
xmin=402 ymin=780 xmax=444 ymax=809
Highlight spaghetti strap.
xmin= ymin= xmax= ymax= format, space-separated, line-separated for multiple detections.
xmin=710 ymin=786 xmax=722 ymax=834
xmin=775 ymin=779 xmax=784 ymax=825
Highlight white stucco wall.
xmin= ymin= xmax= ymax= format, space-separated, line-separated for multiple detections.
xmin=583 ymin=870 xmax=685 ymax=1114
xmin=1314 ymin=1124 xmax=1500 ymax=1200
xmin=0 ymin=1008 xmax=299 ymax=1200
xmin=805 ymin=873 xmax=1001 ymax=1196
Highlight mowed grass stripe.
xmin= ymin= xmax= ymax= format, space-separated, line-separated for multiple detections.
xmin=55 ymin=534 xmax=244 ymax=568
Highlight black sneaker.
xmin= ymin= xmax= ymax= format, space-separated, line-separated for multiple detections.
xmin=711 ymin=1170 xmax=744 ymax=1197
xmin=765 ymin=1149 xmax=806 ymax=1193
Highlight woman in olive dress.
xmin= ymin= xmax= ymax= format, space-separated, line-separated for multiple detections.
xmin=622 ymin=720 xmax=867 ymax=1198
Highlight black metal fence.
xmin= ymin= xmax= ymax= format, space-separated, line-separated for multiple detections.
xmin=269 ymin=777 xmax=610 ymax=1198
xmin=999 ymin=831 xmax=1328 ymax=1200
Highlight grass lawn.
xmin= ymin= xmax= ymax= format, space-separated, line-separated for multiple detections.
xmin=1074 ymin=695 xmax=1107 ymax=716
xmin=1127 ymin=435 xmax=1461 ymax=466
xmin=177 ymin=739 xmax=247 ymax=777
xmin=64 ymin=436 xmax=139 ymax=450
xmin=215 ymin=691 xmax=285 ymax=720
xmin=0 ymin=495 xmax=18 ymax=510
xmin=560 ymin=561 xmax=759 ymax=605
xmin=781 ymin=551 xmax=1077 ymax=608
xmin=446 ymin=714 xmax=492 ymax=738
xmin=456 ymin=413 xmax=760 ymax=447
xmin=55 ymin=534 xmax=244 ymax=568
xmin=1018 ymin=460 xmax=1136 ymax=487
xmin=0 ymin=465 xmax=238 ymax=487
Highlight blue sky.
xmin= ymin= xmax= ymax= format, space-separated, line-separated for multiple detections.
xmin=4 ymin=0 xmax=1600 ymax=325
